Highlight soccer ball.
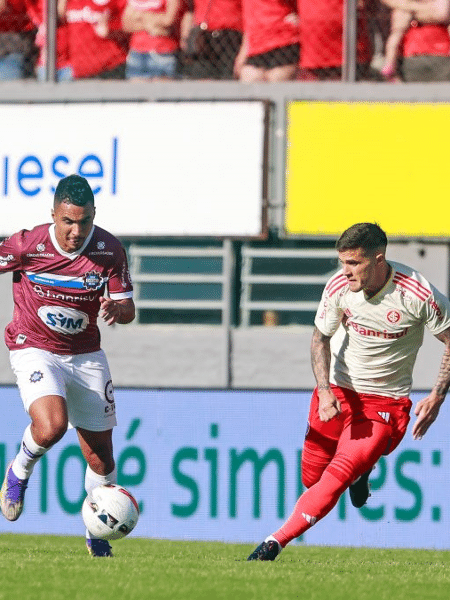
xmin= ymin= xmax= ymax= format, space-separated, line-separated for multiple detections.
xmin=82 ymin=484 xmax=139 ymax=540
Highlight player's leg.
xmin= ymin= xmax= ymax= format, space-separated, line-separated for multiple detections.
xmin=77 ymin=428 xmax=117 ymax=558
xmin=248 ymin=389 xmax=341 ymax=561
xmin=301 ymin=388 xmax=342 ymax=489
xmin=272 ymin=419 xmax=391 ymax=549
xmin=1 ymin=349 xmax=69 ymax=521
xmin=69 ymin=350 xmax=117 ymax=556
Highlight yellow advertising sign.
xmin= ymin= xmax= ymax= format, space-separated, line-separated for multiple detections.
xmin=285 ymin=102 xmax=450 ymax=238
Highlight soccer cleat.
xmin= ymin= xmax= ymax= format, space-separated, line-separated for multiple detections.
xmin=0 ymin=461 xmax=29 ymax=521
xmin=86 ymin=538 xmax=113 ymax=557
xmin=349 ymin=466 xmax=374 ymax=508
xmin=247 ymin=539 xmax=281 ymax=561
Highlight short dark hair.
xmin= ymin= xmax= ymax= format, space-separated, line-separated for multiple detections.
xmin=54 ymin=174 xmax=95 ymax=207
xmin=336 ymin=222 xmax=387 ymax=254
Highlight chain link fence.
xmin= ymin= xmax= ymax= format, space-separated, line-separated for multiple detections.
xmin=2 ymin=0 xmax=447 ymax=83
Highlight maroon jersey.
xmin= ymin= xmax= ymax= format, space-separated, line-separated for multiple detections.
xmin=0 ymin=223 xmax=133 ymax=355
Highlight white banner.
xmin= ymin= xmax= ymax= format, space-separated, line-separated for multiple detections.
xmin=1 ymin=388 xmax=448 ymax=549
xmin=0 ymin=102 xmax=266 ymax=238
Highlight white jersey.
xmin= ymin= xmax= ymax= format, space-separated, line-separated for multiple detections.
xmin=314 ymin=261 xmax=450 ymax=398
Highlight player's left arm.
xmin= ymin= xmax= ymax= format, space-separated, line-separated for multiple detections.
xmin=99 ymin=296 xmax=135 ymax=325
xmin=412 ymin=325 xmax=450 ymax=440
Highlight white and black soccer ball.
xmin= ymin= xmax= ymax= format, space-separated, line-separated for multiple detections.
xmin=82 ymin=484 xmax=139 ymax=540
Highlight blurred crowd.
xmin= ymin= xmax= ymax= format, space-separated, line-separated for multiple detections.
xmin=0 ymin=0 xmax=449 ymax=83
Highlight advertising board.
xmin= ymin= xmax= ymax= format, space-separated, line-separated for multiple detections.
xmin=286 ymin=102 xmax=450 ymax=238
xmin=1 ymin=387 xmax=449 ymax=549
xmin=0 ymin=101 xmax=267 ymax=238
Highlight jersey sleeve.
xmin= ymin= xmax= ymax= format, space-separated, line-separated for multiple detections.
xmin=423 ymin=284 xmax=450 ymax=336
xmin=107 ymin=243 xmax=133 ymax=300
xmin=314 ymin=273 xmax=345 ymax=337
xmin=0 ymin=231 xmax=25 ymax=273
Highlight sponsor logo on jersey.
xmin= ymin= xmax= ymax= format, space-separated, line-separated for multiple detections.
xmin=386 ymin=309 xmax=402 ymax=324
xmin=428 ymin=297 xmax=444 ymax=321
xmin=97 ymin=241 xmax=105 ymax=250
xmin=27 ymin=271 xmax=107 ymax=289
xmin=29 ymin=370 xmax=44 ymax=383
xmin=82 ymin=270 xmax=103 ymax=290
xmin=346 ymin=319 xmax=409 ymax=339
xmin=0 ymin=254 xmax=14 ymax=266
xmin=36 ymin=243 xmax=45 ymax=252
xmin=38 ymin=305 xmax=89 ymax=335
xmin=105 ymin=379 xmax=114 ymax=403
xmin=302 ymin=512 xmax=317 ymax=525
xmin=378 ymin=412 xmax=390 ymax=422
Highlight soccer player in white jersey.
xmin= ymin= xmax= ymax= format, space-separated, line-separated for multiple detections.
xmin=0 ymin=174 xmax=135 ymax=557
xmin=248 ymin=222 xmax=450 ymax=561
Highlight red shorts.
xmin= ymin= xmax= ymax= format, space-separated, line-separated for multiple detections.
xmin=306 ymin=385 xmax=412 ymax=454
xmin=302 ymin=385 xmax=412 ymax=486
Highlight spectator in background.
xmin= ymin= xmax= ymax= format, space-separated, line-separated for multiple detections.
xmin=29 ymin=0 xmax=129 ymax=81
xmin=121 ymin=0 xmax=184 ymax=80
xmin=381 ymin=0 xmax=450 ymax=81
xmin=238 ymin=0 xmax=299 ymax=82
xmin=0 ymin=0 xmax=37 ymax=80
xmin=297 ymin=0 xmax=373 ymax=80
xmin=58 ymin=0 xmax=129 ymax=79
xmin=380 ymin=6 xmax=411 ymax=79
xmin=23 ymin=0 xmax=72 ymax=81
xmin=181 ymin=0 xmax=243 ymax=79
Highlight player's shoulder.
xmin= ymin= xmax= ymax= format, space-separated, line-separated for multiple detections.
xmin=91 ymin=225 xmax=123 ymax=247
xmin=390 ymin=261 xmax=432 ymax=301
xmin=324 ymin=270 xmax=348 ymax=297
xmin=87 ymin=225 xmax=126 ymax=258
xmin=2 ymin=223 xmax=51 ymax=250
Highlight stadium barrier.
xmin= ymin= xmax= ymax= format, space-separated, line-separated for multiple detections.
xmin=1 ymin=386 xmax=449 ymax=550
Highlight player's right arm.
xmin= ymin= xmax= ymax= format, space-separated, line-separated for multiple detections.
xmin=311 ymin=326 xmax=342 ymax=422
xmin=311 ymin=273 xmax=346 ymax=422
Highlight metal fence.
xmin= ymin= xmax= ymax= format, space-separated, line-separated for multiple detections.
xmin=0 ymin=0 xmax=424 ymax=84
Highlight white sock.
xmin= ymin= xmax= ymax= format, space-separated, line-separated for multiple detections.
xmin=12 ymin=425 xmax=49 ymax=480
xmin=85 ymin=465 xmax=117 ymax=540
xmin=265 ymin=535 xmax=283 ymax=553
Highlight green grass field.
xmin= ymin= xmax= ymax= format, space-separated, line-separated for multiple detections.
xmin=1 ymin=534 xmax=450 ymax=600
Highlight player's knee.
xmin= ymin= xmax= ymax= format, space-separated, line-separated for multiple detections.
xmin=31 ymin=416 xmax=68 ymax=447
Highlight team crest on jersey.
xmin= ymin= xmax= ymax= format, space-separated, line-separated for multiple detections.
xmin=29 ymin=371 xmax=44 ymax=383
xmin=83 ymin=270 xmax=103 ymax=290
xmin=386 ymin=309 xmax=402 ymax=324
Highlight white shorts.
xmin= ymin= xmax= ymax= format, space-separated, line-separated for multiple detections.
xmin=9 ymin=347 xmax=117 ymax=432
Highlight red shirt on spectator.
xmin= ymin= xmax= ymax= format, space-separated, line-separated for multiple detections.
xmin=243 ymin=0 xmax=298 ymax=57
xmin=298 ymin=0 xmax=371 ymax=69
xmin=0 ymin=0 xmax=35 ymax=32
xmin=402 ymin=22 xmax=450 ymax=57
xmin=63 ymin=0 xmax=129 ymax=78
xmin=18 ymin=0 xmax=71 ymax=70
xmin=193 ymin=0 xmax=242 ymax=31
xmin=127 ymin=0 xmax=183 ymax=53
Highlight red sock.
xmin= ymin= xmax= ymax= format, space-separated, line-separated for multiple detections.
xmin=273 ymin=470 xmax=347 ymax=547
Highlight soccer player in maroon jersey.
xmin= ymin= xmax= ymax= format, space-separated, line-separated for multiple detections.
xmin=248 ymin=222 xmax=450 ymax=561
xmin=0 ymin=174 xmax=135 ymax=557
